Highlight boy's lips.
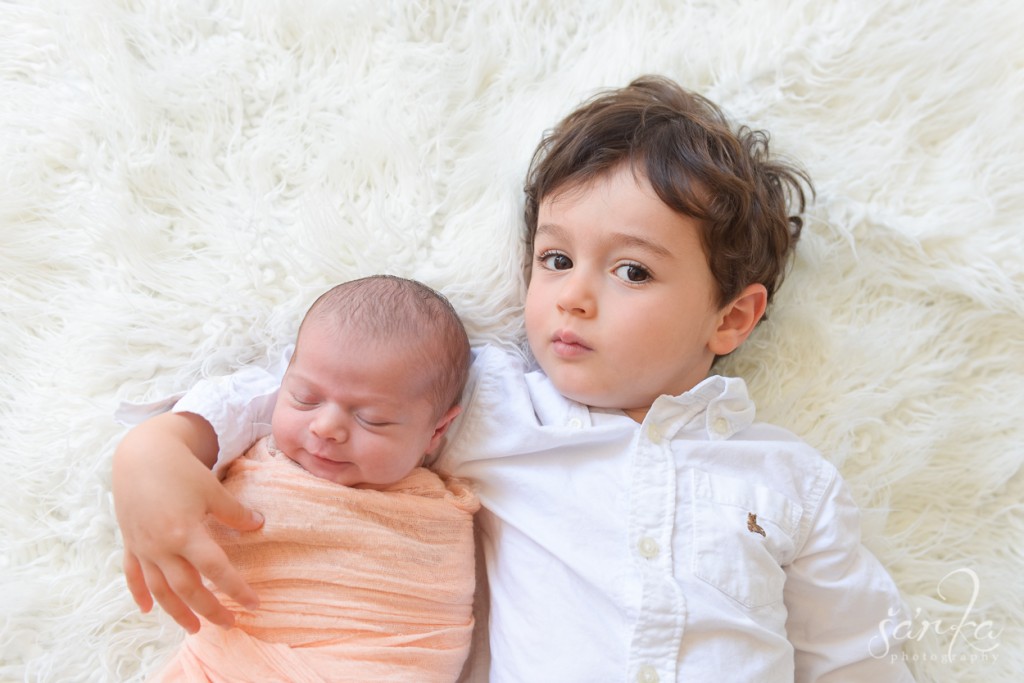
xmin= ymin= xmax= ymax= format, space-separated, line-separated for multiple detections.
xmin=551 ymin=330 xmax=592 ymax=358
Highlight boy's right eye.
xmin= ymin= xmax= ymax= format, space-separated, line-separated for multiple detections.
xmin=538 ymin=251 xmax=573 ymax=271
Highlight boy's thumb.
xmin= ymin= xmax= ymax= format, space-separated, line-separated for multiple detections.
xmin=208 ymin=489 xmax=264 ymax=531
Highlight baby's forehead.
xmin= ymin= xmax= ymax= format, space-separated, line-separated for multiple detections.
xmin=294 ymin=320 xmax=414 ymax=363
xmin=294 ymin=320 xmax=441 ymax=382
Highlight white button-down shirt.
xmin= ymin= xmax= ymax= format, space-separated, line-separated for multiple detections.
xmin=155 ymin=345 xmax=913 ymax=682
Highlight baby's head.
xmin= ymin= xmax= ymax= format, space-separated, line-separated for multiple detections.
xmin=522 ymin=76 xmax=812 ymax=420
xmin=271 ymin=275 xmax=470 ymax=487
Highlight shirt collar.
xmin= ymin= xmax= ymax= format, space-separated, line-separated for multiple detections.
xmin=525 ymin=369 xmax=593 ymax=428
xmin=646 ymin=374 xmax=755 ymax=441
xmin=525 ymin=368 xmax=755 ymax=439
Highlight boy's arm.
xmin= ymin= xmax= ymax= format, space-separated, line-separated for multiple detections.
xmin=112 ymin=354 xmax=287 ymax=632
xmin=784 ymin=469 xmax=915 ymax=682
xmin=112 ymin=411 xmax=264 ymax=633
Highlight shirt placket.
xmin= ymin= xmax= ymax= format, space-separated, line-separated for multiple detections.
xmin=626 ymin=407 xmax=687 ymax=683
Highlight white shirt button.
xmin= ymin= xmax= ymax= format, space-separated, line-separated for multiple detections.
xmin=646 ymin=423 xmax=663 ymax=444
xmin=637 ymin=536 xmax=660 ymax=559
xmin=637 ymin=665 xmax=660 ymax=683
xmin=568 ymin=417 xmax=583 ymax=429
xmin=713 ymin=417 xmax=730 ymax=436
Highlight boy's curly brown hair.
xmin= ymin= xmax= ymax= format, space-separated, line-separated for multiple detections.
xmin=523 ymin=75 xmax=813 ymax=312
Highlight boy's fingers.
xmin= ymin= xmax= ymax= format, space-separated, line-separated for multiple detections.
xmin=122 ymin=551 xmax=154 ymax=613
xmin=140 ymin=559 xmax=203 ymax=634
xmin=207 ymin=487 xmax=264 ymax=532
xmin=184 ymin=534 xmax=260 ymax=613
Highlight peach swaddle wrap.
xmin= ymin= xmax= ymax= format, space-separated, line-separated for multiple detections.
xmin=154 ymin=436 xmax=479 ymax=683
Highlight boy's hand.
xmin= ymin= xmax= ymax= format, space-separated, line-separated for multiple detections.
xmin=112 ymin=412 xmax=264 ymax=633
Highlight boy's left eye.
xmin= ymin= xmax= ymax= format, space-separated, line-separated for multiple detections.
xmin=613 ymin=263 xmax=651 ymax=283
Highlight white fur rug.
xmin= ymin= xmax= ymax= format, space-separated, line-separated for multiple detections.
xmin=2 ymin=1 xmax=1022 ymax=681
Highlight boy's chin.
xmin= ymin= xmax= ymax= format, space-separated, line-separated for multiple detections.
xmin=556 ymin=384 xmax=640 ymax=415
xmin=554 ymin=382 xmax=658 ymax=422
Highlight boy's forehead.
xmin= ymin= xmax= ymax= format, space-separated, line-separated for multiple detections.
xmin=541 ymin=164 xmax=637 ymax=207
xmin=539 ymin=164 xmax=691 ymax=226
xmin=537 ymin=164 xmax=684 ymax=230
xmin=540 ymin=178 xmax=592 ymax=208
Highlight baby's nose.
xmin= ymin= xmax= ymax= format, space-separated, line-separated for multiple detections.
xmin=310 ymin=406 xmax=349 ymax=442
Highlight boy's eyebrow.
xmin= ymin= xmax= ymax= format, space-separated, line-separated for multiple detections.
xmin=535 ymin=223 xmax=568 ymax=242
xmin=536 ymin=223 xmax=673 ymax=258
xmin=610 ymin=232 xmax=673 ymax=258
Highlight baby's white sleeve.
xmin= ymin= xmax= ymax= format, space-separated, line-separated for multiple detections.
xmin=116 ymin=347 xmax=291 ymax=476
xmin=784 ymin=467 xmax=916 ymax=682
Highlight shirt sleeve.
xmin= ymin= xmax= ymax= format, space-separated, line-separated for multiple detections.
xmin=115 ymin=347 xmax=291 ymax=477
xmin=784 ymin=466 xmax=916 ymax=682
xmin=431 ymin=344 xmax=534 ymax=477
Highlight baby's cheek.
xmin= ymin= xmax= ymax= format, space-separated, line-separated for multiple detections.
xmin=270 ymin=409 xmax=300 ymax=452
xmin=269 ymin=406 xmax=284 ymax=441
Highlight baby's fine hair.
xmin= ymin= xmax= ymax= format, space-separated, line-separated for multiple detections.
xmin=524 ymin=75 xmax=813 ymax=311
xmin=301 ymin=275 xmax=470 ymax=416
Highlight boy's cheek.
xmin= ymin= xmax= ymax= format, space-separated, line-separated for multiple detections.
xmin=523 ymin=283 xmax=547 ymax=327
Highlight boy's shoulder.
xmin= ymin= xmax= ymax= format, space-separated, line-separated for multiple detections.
xmin=716 ymin=418 xmax=843 ymax=518
xmin=724 ymin=408 xmax=836 ymax=465
xmin=736 ymin=419 xmax=819 ymax=449
xmin=670 ymin=381 xmax=841 ymax=509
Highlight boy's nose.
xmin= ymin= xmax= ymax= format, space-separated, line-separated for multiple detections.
xmin=556 ymin=272 xmax=596 ymax=317
xmin=309 ymin=406 xmax=349 ymax=443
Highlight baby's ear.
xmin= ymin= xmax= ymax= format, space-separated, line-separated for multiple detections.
xmin=427 ymin=405 xmax=462 ymax=453
xmin=708 ymin=284 xmax=768 ymax=356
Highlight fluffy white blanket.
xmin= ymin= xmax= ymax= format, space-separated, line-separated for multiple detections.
xmin=2 ymin=1 xmax=1021 ymax=681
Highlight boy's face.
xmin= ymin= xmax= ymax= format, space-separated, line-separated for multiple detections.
xmin=525 ymin=164 xmax=730 ymax=422
xmin=271 ymin=321 xmax=457 ymax=487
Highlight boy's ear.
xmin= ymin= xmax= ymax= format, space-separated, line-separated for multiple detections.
xmin=426 ymin=405 xmax=462 ymax=453
xmin=708 ymin=284 xmax=768 ymax=356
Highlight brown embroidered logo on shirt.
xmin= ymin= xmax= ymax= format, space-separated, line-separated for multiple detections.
xmin=747 ymin=512 xmax=766 ymax=537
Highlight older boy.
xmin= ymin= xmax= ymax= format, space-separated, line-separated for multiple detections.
xmin=114 ymin=77 xmax=913 ymax=681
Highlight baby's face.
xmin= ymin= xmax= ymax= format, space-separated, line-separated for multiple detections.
xmin=524 ymin=164 xmax=728 ymax=422
xmin=271 ymin=321 xmax=452 ymax=487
